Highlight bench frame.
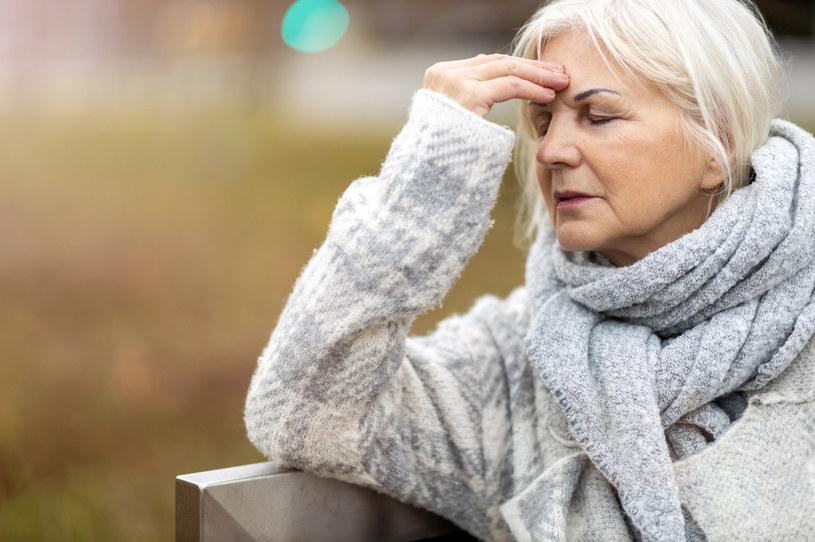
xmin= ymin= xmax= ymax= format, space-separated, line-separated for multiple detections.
xmin=175 ymin=462 xmax=464 ymax=541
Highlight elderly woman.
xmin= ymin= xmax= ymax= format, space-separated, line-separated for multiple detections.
xmin=245 ymin=0 xmax=815 ymax=540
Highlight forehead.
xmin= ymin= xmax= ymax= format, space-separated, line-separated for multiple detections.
xmin=540 ymin=31 xmax=620 ymax=85
xmin=538 ymin=30 xmax=658 ymax=103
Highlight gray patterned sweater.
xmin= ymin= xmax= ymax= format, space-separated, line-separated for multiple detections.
xmin=245 ymin=90 xmax=815 ymax=541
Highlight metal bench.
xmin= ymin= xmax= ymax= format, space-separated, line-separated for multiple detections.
xmin=175 ymin=462 xmax=475 ymax=541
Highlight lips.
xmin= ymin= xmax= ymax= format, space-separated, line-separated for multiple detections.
xmin=554 ymin=190 xmax=595 ymax=210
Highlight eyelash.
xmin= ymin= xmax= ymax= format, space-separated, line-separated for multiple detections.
xmin=535 ymin=115 xmax=615 ymax=138
xmin=589 ymin=117 xmax=614 ymax=126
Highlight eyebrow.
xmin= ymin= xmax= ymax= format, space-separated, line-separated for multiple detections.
xmin=528 ymin=87 xmax=620 ymax=109
xmin=574 ymin=88 xmax=619 ymax=102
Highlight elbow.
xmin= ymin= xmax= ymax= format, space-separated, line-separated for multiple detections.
xmin=242 ymin=346 xmax=306 ymax=461
xmin=244 ymin=389 xmax=280 ymax=460
xmin=244 ymin=377 xmax=372 ymax=478
xmin=243 ymin=366 xmax=300 ymax=462
xmin=242 ymin=374 xmax=339 ymax=468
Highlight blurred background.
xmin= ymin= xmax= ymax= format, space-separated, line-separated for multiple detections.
xmin=0 ymin=0 xmax=812 ymax=540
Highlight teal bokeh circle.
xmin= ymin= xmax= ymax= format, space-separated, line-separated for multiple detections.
xmin=282 ymin=0 xmax=350 ymax=53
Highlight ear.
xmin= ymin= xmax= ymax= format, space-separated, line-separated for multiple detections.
xmin=699 ymin=155 xmax=724 ymax=193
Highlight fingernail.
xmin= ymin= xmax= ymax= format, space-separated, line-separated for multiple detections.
xmin=545 ymin=62 xmax=564 ymax=72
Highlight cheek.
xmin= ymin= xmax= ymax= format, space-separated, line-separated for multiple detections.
xmin=536 ymin=163 xmax=556 ymax=214
xmin=601 ymin=130 xmax=686 ymax=201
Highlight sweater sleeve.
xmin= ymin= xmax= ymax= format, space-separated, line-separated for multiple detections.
xmin=244 ymin=89 xmax=518 ymax=537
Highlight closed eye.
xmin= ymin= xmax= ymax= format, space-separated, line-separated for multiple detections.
xmin=588 ymin=117 xmax=615 ymax=126
xmin=530 ymin=114 xmax=552 ymax=138
xmin=527 ymin=101 xmax=552 ymax=138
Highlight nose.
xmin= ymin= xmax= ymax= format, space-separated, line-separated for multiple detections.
xmin=536 ymin=116 xmax=581 ymax=170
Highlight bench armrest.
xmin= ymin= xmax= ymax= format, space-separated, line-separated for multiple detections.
xmin=175 ymin=462 xmax=467 ymax=541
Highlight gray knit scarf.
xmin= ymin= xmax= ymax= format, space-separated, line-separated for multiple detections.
xmin=524 ymin=119 xmax=815 ymax=541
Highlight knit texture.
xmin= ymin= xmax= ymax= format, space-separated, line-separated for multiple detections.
xmin=523 ymin=119 xmax=815 ymax=541
xmin=245 ymin=91 xmax=815 ymax=541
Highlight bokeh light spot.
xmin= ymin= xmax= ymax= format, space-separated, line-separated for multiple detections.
xmin=282 ymin=0 xmax=349 ymax=53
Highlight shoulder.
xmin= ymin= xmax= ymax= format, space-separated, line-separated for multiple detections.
xmin=675 ymin=336 xmax=815 ymax=539
xmin=748 ymin=333 xmax=815 ymax=405
xmin=466 ymin=286 xmax=532 ymax=332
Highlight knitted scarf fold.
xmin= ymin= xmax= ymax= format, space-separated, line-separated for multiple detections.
xmin=524 ymin=119 xmax=815 ymax=541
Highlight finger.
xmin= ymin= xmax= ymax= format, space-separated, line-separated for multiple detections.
xmin=424 ymin=55 xmax=505 ymax=88
xmin=476 ymin=54 xmax=564 ymax=72
xmin=424 ymin=54 xmax=505 ymax=79
xmin=428 ymin=54 xmax=563 ymax=75
xmin=496 ymin=54 xmax=565 ymax=72
xmin=479 ymin=76 xmax=557 ymax=107
xmin=423 ymin=54 xmax=566 ymax=117
xmin=470 ymin=56 xmax=569 ymax=90
xmin=424 ymin=54 xmax=566 ymax=95
xmin=435 ymin=53 xmax=523 ymax=69
xmin=454 ymin=77 xmax=558 ymax=118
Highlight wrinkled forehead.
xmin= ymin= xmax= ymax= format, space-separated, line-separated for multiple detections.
xmin=531 ymin=29 xmax=645 ymax=94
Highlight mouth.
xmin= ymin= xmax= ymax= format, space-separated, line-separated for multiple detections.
xmin=554 ymin=190 xmax=595 ymax=210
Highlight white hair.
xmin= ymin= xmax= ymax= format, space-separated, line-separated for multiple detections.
xmin=511 ymin=0 xmax=783 ymax=242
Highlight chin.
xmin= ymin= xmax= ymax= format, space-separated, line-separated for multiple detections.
xmin=554 ymin=227 xmax=599 ymax=254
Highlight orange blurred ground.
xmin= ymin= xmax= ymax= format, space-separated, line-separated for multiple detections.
xmin=0 ymin=106 xmax=528 ymax=540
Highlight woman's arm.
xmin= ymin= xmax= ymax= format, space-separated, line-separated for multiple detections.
xmin=245 ymin=57 xmax=566 ymax=537
xmin=245 ymin=87 xmax=514 ymax=475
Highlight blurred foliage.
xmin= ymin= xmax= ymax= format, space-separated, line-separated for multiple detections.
xmin=0 ymin=106 xmax=526 ymax=540
xmin=1 ymin=103 xmax=811 ymax=540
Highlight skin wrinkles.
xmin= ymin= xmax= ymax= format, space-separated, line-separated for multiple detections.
xmin=574 ymin=88 xmax=620 ymax=102
xmin=529 ymin=88 xmax=619 ymax=109
xmin=527 ymin=31 xmax=722 ymax=267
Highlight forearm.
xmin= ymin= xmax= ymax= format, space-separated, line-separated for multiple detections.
xmin=244 ymin=89 xmax=515 ymax=481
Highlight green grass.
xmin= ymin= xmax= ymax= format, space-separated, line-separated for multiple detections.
xmin=0 ymin=106 xmax=526 ymax=541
